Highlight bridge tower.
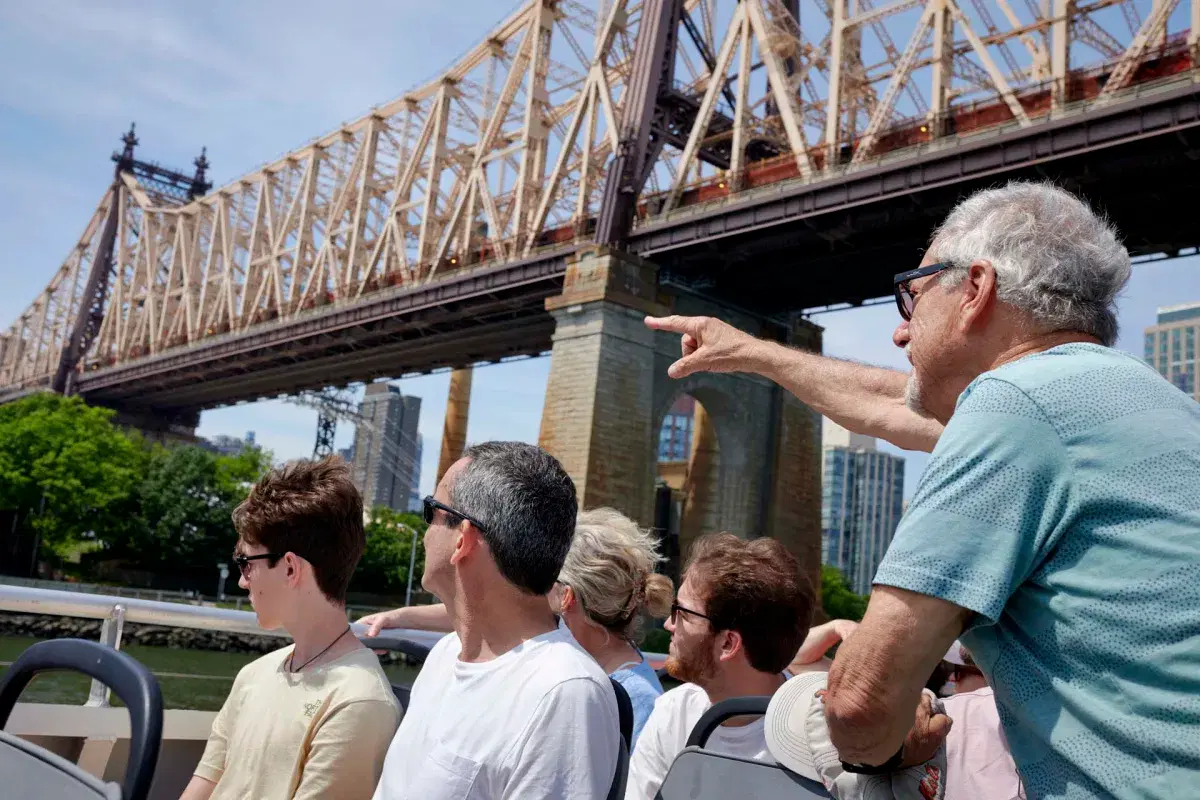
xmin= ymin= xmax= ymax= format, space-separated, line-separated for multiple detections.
xmin=537 ymin=0 xmax=824 ymax=586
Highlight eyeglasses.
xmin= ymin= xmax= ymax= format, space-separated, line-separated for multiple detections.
xmin=422 ymin=496 xmax=489 ymax=534
xmin=232 ymin=552 xmax=283 ymax=578
xmin=893 ymin=261 xmax=953 ymax=321
xmin=669 ymin=601 xmax=713 ymax=625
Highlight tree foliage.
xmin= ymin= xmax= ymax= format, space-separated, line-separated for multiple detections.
xmin=820 ymin=564 xmax=869 ymax=622
xmin=0 ymin=392 xmax=276 ymax=579
xmin=106 ymin=444 xmax=272 ymax=572
xmin=355 ymin=506 xmax=427 ymax=595
xmin=0 ymin=393 xmax=145 ymax=546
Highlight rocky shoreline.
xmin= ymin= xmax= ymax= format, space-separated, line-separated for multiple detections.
xmin=0 ymin=612 xmax=417 ymax=664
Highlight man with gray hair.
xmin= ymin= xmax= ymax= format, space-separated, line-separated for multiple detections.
xmin=646 ymin=181 xmax=1200 ymax=798
xmin=371 ymin=441 xmax=620 ymax=799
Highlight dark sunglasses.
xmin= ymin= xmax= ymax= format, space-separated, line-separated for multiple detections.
xmin=669 ymin=601 xmax=713 ymax=624
xmin=422 ymin=496 xmax=489 ymax=534
xmin=232 ymin=552 xmax=283 ymax=578
xmin=893 ymin=261 xmax=953 ymax=321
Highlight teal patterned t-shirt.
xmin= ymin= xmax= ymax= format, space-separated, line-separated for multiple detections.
xmin=874 ymin=343 xmax=1200 ymax=799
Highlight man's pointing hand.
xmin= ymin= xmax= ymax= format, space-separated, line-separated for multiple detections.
xmin=644 ymin=315 xmax=760 ymax=379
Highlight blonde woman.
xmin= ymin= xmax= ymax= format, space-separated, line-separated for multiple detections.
xmin=360 ymin=507 xmax=675 ymax=745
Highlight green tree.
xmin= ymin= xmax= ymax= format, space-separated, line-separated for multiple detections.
xmin=101 ymin=443 xmax=271 ymax=574
xmin=0 ymin=393 xmax=145 ymax=564
xmin=820 ymin=564 xmax=869 ymax=622
xmin=355 ymin=506 xmax=426 ymax=595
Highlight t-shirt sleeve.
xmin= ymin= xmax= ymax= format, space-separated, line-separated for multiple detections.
xmin=625 ymin=695 xmax=677 ymax=800
xmin=194 ymin=683 xmax=235 ymax=782
xmin=501 ymin=677 xmax=620 ymax=800
xmin=292 ymin=698 xmax=401 ymax=800
xmin=873 ymin=377 xmax=1072 ymax=625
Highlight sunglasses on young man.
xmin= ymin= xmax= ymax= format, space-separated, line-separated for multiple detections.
xmin=893 ymin=261 xmax=953 ymax=321
xmin=232 ymin=552 xmax=283 ymax=579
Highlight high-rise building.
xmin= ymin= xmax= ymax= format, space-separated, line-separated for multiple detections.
xmin=352 ymin=384 xmax=422 ymax=512
xmin=821 ymin=418 xmax=905 ymax=596
xmin=1144 ymin=302 xmax=1199 ymax=400
xmin=407 ymin=433 xmax=424 ymax=513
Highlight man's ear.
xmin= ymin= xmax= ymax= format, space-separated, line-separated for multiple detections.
xmin=717 ymin=629 xmax=744 ymax=663
xmin=957 ymin=260 xmax=998 ymax=333
xmin=283 ymin=552 xmax=304 ymax=588
xmin=449 ymin=521 xmax=480 ymax=566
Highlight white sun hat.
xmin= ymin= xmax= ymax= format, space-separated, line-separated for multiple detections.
xmin=765 ymin=671 xmax=948 ymax=800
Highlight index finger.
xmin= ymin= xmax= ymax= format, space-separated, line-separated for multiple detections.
xmin=645 ymin=315 xmax=702 ymax=335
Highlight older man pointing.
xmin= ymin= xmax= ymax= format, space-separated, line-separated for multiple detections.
xmin=646 ymin=181 xmax=1200 ymax=799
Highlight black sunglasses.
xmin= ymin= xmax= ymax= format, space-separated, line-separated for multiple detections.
xmin=422 ymin=496 xmax=489 ymax=534
xmin=893 ymin=261 xmax=953 ymax=321
xmin=232 ymin=552 xmax=284 ymax=578
xmin=669 ymin=601 xmax=714 ymax=624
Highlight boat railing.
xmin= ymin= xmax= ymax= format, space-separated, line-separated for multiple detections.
xmin=0 ymin=583 xmax=446 ymax=706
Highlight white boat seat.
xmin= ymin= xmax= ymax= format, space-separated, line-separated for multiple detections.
xmin=655 ymin=695 xmax=832 ymax=800
xmin=0 ymin=638 xmax=163 ymax=800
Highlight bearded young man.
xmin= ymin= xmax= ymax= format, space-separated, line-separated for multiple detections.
xmin=624 ymin=534 xmax=813 ymax=799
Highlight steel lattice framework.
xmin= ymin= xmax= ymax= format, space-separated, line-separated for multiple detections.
xmin=2 ymin=0 xmax=1197 ymax=399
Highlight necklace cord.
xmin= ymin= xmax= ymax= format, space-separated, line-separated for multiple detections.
xmin=289 ymin=625 xmax=353 ymax=673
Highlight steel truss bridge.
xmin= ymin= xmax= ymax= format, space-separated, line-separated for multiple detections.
xmin=2 ymin=0 xmax=1198 ymax=420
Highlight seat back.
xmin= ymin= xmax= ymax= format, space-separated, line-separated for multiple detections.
xmin=606 ymin=736 xmax=630 ymax=800
xmin=656 ymin=748 xmax=831 ymax=800
xmin=609 ymin=677 xmax=633 ymax=748
xmin=390 ymin=683 xmax=411 ymax=712
xmin=0 ymin=730 xmax=121 ymax=800
xmin=605 ymin=677 xmax=633 ymax=800
xmin=656 ymin=694 xmax=833 ymax=800
xmin=0 ymin=638 xmax=164 ymax=800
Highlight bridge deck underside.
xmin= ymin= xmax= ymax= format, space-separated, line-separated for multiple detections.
xmin=78 ymin=257 xmax=567 ymax=413
xmin=634 ymin=81 xmax=1200 ymax=314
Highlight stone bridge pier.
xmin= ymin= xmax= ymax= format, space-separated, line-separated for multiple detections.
xmin=538 ymin=247 xmax=823 ymax=591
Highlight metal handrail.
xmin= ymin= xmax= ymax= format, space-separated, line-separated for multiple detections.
xmin=0 ymin=584 xmax=447 ymax=651
xmin=0 ymin=584 xmax=670 ymax=700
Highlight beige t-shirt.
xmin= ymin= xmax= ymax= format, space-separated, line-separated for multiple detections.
xmin=196 ymin=645 xmax=402 ymax=800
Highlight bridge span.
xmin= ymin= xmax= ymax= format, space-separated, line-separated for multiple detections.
xmin=2 ymin=0 xmax=1198 ymax=581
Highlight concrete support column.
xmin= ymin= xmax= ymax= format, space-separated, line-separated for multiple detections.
xmin=538 ymin=248 xmax=825 ymax=599
xmin=679 ymin=400 xmax=718 ymax=561
xmin=763 ymin=317 xmax=825 ymax=604
xmin=436 ymin=367 xmax=473 ymax=484
xmin=538 ymin=247 xmax=668 ymax=524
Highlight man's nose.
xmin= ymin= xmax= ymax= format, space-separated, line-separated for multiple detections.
xmin=238 ymin=572 xmax=249 ymax=591
xmin=664 ymin=615 xmax=675 ymax=633
xmin=893 ymin=319 xmax=911 ymax=349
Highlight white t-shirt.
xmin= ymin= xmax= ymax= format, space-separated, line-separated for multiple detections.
xmin=372 ymin=620 xmax=620 ymax=800
xmin=625 ymin=681 xmax=780 ymax=800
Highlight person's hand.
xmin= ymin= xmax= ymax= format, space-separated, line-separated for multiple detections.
xmin=644 ymin=315 xmax=762 ymax=378
xmin=899 ymin=692 xmax=953 ymax=768
xmin=357 ymin=609 xmax=406 ymax=637
xmin=794 ymin=619 xmax=859 ymax=665
xmin=356 ymin=609 xmax=407 ymax=654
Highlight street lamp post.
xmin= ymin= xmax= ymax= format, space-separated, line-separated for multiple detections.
xmin=403 ymin=525 xmax=419 ymax=607
xmin=216 ymin=562 xmax=229 ymax=601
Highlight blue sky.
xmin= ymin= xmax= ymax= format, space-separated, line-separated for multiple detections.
xmin=2 ymin=0 xmax=1198 ymax=502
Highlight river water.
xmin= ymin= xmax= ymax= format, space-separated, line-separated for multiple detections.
xmin=0 ymin=634 xmax=422 ymax=711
